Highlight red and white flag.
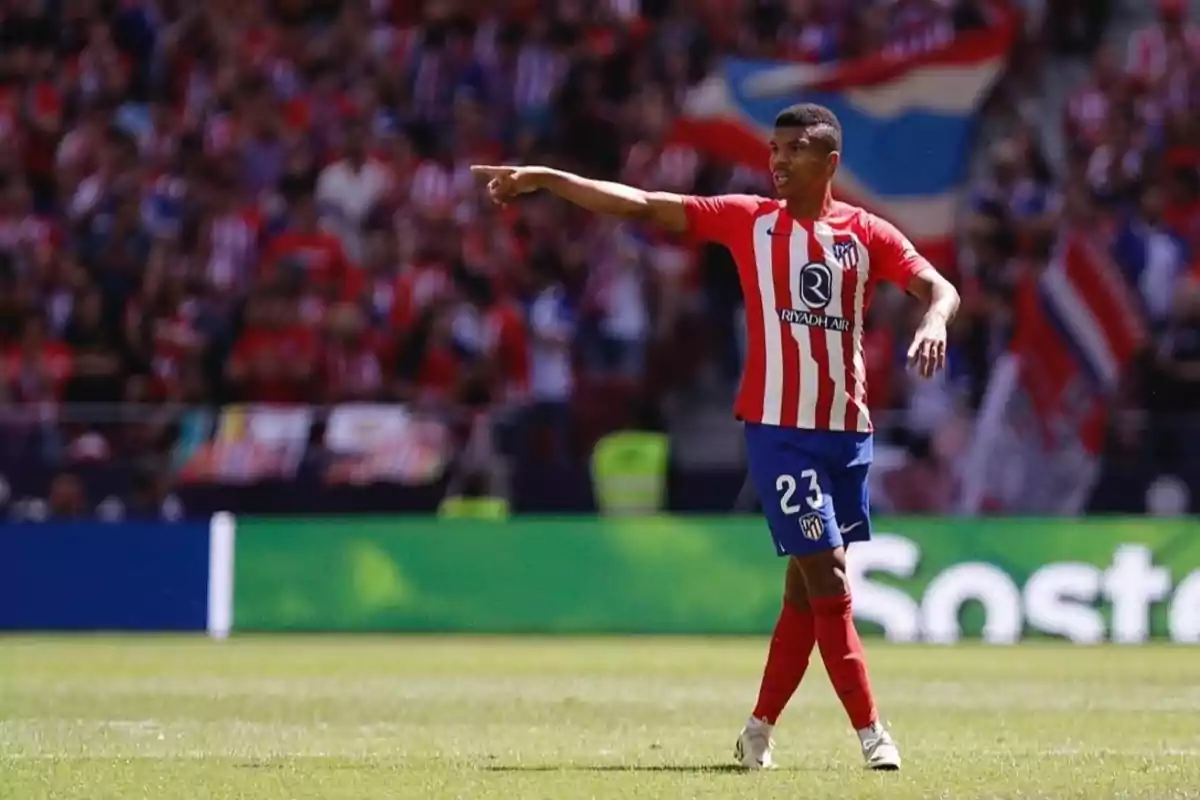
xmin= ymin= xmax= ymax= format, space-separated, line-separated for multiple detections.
xmin=960 ymin=233 xmax=1147 ymax=513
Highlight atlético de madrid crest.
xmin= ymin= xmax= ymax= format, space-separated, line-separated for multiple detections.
xmin=832 ymin=236 xmax=858 ymax=269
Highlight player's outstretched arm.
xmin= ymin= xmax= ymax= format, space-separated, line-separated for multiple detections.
xmin=904 ymin=267 xmax=960 ymax=379
xmin=470 ymin=165 xmax=688 ymax=234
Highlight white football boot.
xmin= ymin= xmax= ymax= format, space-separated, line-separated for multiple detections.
xmin=733 ymin=716 xmax=776 ymax=769
xmin=857 ymin=720 xmax=901 ymax=770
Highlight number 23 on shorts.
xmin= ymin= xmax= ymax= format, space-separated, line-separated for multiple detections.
xmin=775 ymin=469 xmax=825 ymax=515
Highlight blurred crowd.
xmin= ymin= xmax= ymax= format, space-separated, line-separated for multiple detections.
xmin=0 ymin=0 xmax=1009 ymax=475
xmin=7 ymin=0 xmax=1197 ymax=517
xmin=943 ymin=0 xmax=1200 ymax=508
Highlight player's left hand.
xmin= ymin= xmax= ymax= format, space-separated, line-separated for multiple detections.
xmin=907 ymin=313 xmax=948 ymax=379
xmin=470 ymin=165 xmax=543 ymax=206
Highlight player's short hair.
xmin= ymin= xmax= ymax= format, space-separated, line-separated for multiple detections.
xmin=774 ymin=103 xmax=842 ymax=153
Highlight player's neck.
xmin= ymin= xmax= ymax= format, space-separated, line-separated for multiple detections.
xmin=783 ymin=185 xmax=834 ymax=219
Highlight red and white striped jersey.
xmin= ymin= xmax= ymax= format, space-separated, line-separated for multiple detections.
xmin=1126 ymin=25 xmax=1200 ymax=82
xmin=683 ymin=195 xmax=930 ymax=433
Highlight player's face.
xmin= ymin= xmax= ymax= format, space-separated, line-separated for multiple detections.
xmin=768 ymin=127 xmax=839 ymax=194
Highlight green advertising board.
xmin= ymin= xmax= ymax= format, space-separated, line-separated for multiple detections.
xmin=233 ymin=517 xmax=1200 ymax=642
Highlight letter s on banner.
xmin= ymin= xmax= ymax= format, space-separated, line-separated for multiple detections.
xmin=848 ymin=535 xmax=921 ymax=643
xmin=1169 ymin=571 xmax=1200 ymax=643
xmin=922 ymin=563 xmax=1021 ymax=645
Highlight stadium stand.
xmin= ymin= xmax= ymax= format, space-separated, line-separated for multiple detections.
xmin=0 ymin=0 xmax=1195 ymax=519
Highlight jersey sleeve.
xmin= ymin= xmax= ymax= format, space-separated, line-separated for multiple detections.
xmin=867 ymin=213 xmax=932 ymax=287
xmin=681 ymin=194 xmax=761 ymax=246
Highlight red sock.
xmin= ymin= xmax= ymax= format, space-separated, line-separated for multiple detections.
xmin=811 ymin=593 xmax=878 ymax=730
xmin=751 ymin=601 xmax=816 ymax=724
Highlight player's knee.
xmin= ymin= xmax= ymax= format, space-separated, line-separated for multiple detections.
xmin=794 ymin=548 xmax=849 ymax=598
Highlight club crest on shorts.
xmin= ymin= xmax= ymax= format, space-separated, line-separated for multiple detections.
xmin=798 ymin=512 xmax=824 ymax=541
xmin=832 ymin=235 xmax=858 ymax=269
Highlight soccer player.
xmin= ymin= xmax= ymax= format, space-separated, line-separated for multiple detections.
xmin=472 ymin=103 xmax=960 ymax=771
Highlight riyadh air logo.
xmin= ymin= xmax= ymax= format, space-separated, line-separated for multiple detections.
xmin=780 ymin=261 xmax=851 ymax=332
xmin=797 ymin=261 xmax=832 ymax=309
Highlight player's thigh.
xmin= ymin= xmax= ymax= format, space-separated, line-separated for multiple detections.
xmin=830 ymin=463 xmax=872 ymax=546
xmin=743 ymin=424 xmax=843 ymax=557
xmin=783 ymin=556 xmax=810 ymax=608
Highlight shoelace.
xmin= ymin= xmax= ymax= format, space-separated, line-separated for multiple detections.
xmin=866 ymin=737 xmax=895 ymax=757
xmin=860 ymin=727 xmax=891 ymax=750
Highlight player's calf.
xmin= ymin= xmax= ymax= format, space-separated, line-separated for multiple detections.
xmin=796 ymin=550 xmax=877 ymax=730
xmin=737 ymin=561 xmax=815 ymax=769
xmin=793 ymin=549 xmax=900 ymax=768
xmin=749 ymin=560 xmax=815 ymax=722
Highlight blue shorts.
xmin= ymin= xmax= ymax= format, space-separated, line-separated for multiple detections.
xmin=743 ymin=422 xmax=873 ymax=557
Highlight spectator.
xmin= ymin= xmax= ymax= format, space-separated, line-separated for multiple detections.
xmin=1085 ymin=112 xmax=1146 ymax=206
xmin=526 ymin=252 xmax=576 ymax=466
xmin=260 ymin=193 xmax=355 ymax=324
xmin=966 ymin=136 xmax=1058 ymax=253
xmin=477 ymin=276 xmax=531 ymax=408
xmin=202 ymin=177 xmax=261 ymax=298
xmin=582 ymin=229 xmax=651 ymax=384
xmin=226 ymin=288 xmax=317 ymax=404
xmin=1064 ymin=45 xmax=1124 ymax=156
xmin=394 ymin=302 xmax=464 ymax=411
xmin=123 ymin=463 xmax=185 ymax=522
xmin=1164 ymin=278 xmax=1200 ymax=393
xmin=1143 ymin=280 xmax=1200 ymax=472
xmin=238 ymin=89 xmax=287 ymax=200
xmin=1125 ymin=0 xmax=1200 ymax=85
xmin=4 ymin=311 xmax=71 ymax=406
xmin=316 ymin=121 xmax=391 ymax=264
xmin=321 ymin=302 xmax=386 ymax=403
xmin=122 ymin=260 xmax=207 ymax=403
xmin=1164 ymin=161 xmax=1200 ymax=254
xmin=511 ymin=18 xmax=570 ymax=134
xmin=388 ymin=225 xmax=456 ymax=334
xmin=61 ymin=286 xmax=123 ymax=404
xmin=46 ymin=472 xmax=87 ymax=519
xmin=1112 ymin=182 xmax=1189 ymax=328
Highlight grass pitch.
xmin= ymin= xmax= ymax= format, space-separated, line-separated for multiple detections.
xmin=1 ymin=637 xmax=1199 ymax=799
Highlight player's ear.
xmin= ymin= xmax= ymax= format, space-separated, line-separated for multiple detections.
xmin=826 ymin=150 xmax=840 ymax=177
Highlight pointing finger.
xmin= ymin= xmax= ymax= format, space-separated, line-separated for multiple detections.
xmin=470 ymin=165 xmax=514 ymax=180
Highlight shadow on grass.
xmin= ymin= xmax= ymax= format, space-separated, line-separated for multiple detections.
xmin=233 ymin=761 xmax=819 ymax=774
xmin=481 ymin=764 xmax=785 ymax=774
